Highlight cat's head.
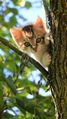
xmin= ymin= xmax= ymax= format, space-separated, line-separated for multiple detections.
xmin=10 ymin=17 xmax=47 ymax=53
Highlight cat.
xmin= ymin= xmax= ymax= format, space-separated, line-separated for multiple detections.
xmin=10 ymin=17 xmax=52 ymax=69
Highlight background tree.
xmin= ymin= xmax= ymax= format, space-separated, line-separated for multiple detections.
xmin=0 ymin=0 xmax=66 ymax=119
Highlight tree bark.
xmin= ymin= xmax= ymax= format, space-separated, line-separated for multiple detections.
xmin=49 ymin=0 xmax=67 ymax=119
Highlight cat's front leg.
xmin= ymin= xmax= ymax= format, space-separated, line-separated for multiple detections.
xmin=42 ymin=52 xmax=51 ymax=67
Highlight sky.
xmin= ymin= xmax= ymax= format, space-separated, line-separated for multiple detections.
xmin=4 ymin=0 xmax=47 ymax=26
xmin=17 ymin=0 xmax=46 ymax=25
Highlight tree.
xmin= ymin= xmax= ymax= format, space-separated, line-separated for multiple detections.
xmin=0 ymin=0 xmax=67 ymax=119
xmin=43 ymin=0 xmax=67 ymax=118
xmin=50 ymin=0 xmax=66 ymax=119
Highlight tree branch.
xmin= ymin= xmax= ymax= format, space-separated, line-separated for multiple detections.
xmin=0 ymin=36 xmax=49 ymax=78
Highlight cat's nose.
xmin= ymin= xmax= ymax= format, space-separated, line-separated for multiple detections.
xmin=32 ymin=45 xmax=37 ymax=51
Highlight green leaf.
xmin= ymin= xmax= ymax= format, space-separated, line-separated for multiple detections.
xmin=0 ymin=81 xmax=4 ymax=110
xmin=3 ymin=112 xmax=14 ymax=119
xmin=9 ymin=8 xmax=18 ymax=15
xmin=10 ymin=15 xmax=17 ymax=26
xmin=12 ymin=0 xmax=20 ymax=5
xmin=3 ymin=76 xmax=17 ymax=94
xmin=0 ymin=15 xmax=4 ymax=23
xmin=25 ymin=1 xmax=31 ymax=9
xmin=4 ymin=8 xmax=18 ymax=15
xmin=0 ymin=1 xmax=2 ymax=5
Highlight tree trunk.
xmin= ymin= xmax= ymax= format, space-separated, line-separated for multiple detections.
xmin=49 ymin=0 xmax=67 ymax=119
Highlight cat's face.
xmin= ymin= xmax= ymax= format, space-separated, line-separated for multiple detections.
xmin=10 ymin=17 xmax=46 ymax=53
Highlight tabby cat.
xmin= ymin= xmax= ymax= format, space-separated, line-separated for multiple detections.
xmin=10 ymin=17 xmax=52 ymax=69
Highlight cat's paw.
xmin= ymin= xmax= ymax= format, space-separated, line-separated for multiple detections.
xmin=42 ymin=52 xmax=51 ymax=67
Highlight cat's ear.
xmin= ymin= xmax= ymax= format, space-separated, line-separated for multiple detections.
xmin=34 ymin=17 xmax=44 ymax=27
xmin=10 ymin=28 xmax=23 ymax=47
xmin=33 ymin=17 xmax=46 ymax=35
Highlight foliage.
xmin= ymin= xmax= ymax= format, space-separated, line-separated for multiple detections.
xmin=0 ymin=0 xmax=55 ymax=119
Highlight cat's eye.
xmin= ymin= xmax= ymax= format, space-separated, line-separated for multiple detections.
xmin=24 ymin=42 xmax=31 ymax=47
xmin=36 ymin=36 xmax=44 ymax=43
xmin=36 ymin=37 xmax=41 ymax=43
xmin=41 ymin=36 xmax=44 ymax=41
